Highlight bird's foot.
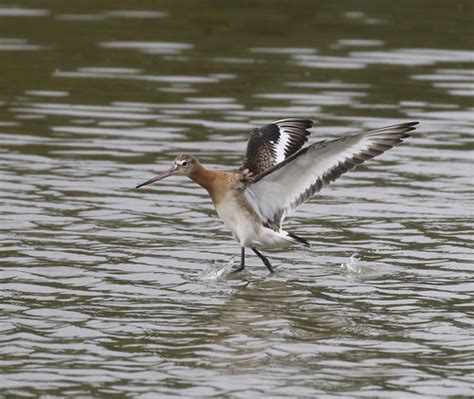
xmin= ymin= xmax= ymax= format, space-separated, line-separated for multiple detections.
xmin=230 ymin=264 xmax=245 ymax=274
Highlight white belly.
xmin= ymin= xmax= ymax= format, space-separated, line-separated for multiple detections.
xmin=214 ymin=195 xmax=295 ymax=249
xmin=215 ymin=196 xmax=260 ymax=247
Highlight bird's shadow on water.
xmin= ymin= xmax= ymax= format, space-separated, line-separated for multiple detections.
xmin=184 ymin=258 xmax=356 ymax=342
xmin=179 ymin=249 xmax=405 ymax=342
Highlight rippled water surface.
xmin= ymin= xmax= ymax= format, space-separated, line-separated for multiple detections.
xmin=1 ymin=1 xmax=473 ymax=397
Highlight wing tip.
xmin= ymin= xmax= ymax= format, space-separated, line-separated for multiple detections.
xmin=273 ymin=117 xmax=314 ymax=130
xmin=395 ymin=121 xmax=420 ymax=140
xmin=366 ymin=121 xmax=419 ymax=140
xmin=403 ymin=121 xmax=419 ymax=132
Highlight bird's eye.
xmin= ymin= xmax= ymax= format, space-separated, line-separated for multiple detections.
xmin=181 ymin=161 xmax=188 ymax=166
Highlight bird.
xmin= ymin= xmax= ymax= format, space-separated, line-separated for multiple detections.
xmin=136 ymin=118 xmax=418 ymax=273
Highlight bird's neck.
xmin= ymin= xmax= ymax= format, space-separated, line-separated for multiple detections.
xmin=188 ymin=165 xmax=238 ymax=205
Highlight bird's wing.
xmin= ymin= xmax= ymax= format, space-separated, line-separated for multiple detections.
xmin=244 ymin=122 xmax=418 ymax=227
xmin=241 ymin=118 xmax=312 ymax=176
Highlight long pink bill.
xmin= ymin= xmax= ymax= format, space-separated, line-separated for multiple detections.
xmin=135 ymin=167 xmax=176 ymax=189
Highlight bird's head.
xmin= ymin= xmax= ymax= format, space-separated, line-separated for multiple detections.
xmin=136 ymin=153 xmax=200 ymax=188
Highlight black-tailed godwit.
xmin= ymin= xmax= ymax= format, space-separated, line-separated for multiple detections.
xmin=136 ymin=119 xmax=418 ymax=273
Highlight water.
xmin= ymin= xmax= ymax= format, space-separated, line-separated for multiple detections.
xmin=1 ymin=1 xmax=473 ymax=397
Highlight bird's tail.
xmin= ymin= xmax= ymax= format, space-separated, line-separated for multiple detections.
xmin=286 ymin=231 xmax=310 ymax=247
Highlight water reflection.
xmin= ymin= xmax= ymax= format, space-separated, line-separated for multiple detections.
xmin=100 ymin=41 xmax=192 ymax=55
xmin=0 ymin=6 xmax=49 ymax=17
xmin=0 ymin=38 xmax=43 ymax=51
xmin=292 ymin=48 xmax=474 ymax=69
xmin=413 ymin=68 xmax=474 ymax=97
xmin=56 ymin=9 xmax=167 ymax=22
xmin=103 ymin=10 xmax=167 ymax=19
xmin=1 ymin=0 xmax=473 ymax=397
xmin=53 ymin=67 xmax=223 ymax=84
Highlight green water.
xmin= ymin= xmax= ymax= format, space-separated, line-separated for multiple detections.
xmin=1 ymin=1 xmax=473 ymax=397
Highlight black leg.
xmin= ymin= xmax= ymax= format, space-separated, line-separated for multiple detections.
xmin=252 ymin=248 xmax=274 ymax=273
xmin=231 ymin=247 xmax=246 ymax=273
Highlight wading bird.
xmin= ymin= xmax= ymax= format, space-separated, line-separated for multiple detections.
xmin=136 ymin=119 xmax=418 ymax=273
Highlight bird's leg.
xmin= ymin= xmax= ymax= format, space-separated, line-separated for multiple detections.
xmin=252 ymin=248 xmax=274 ymax=273
xmin=231 ymin=247 xmax=246 ymax=273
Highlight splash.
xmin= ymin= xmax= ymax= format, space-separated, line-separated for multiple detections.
xmin=340 ymin=253 xmax=362 ymax=275
xmin=199 ymin=256 xmax=235 ymax=281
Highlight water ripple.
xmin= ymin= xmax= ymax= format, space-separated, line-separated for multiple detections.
xmin=0 ymin=1 xmax=473 ymax=397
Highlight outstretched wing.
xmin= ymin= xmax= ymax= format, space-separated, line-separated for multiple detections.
xmin=244 ymin=122 xmax=418 ymax=227
xmin=241 ymin=118 xmax=312 ymax=175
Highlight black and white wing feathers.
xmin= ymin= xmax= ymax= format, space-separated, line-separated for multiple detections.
xmin=244 ymin=122 xmax=418 ymax=228
xmin=241 ymin=118 xmax=312 ymax=176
